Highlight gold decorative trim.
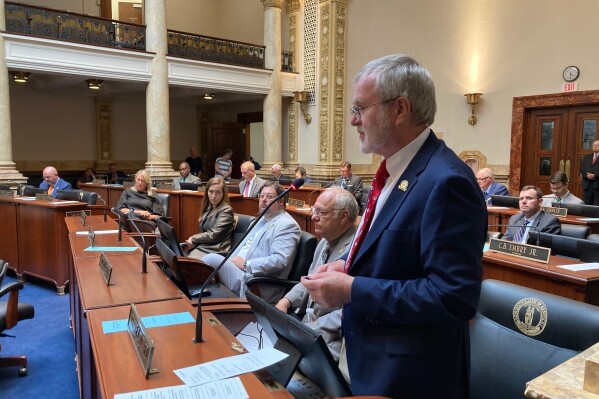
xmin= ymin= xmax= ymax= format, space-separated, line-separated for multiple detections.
xmin=458 ymin=150 xmax=487 ymax=174
xmin=261 ymin=0 xmax=283 ymax=9
xmin=285 ymin=0 xmax=301 ymax=13
xmin=95 ymin=97 xmax=112 ymax=162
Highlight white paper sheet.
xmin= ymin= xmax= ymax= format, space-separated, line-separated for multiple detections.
xmin=557 ymin=263 xmax=599 ymax=271
xmin=174 ymin=347 xmax=288 ymax=388
xmin=234 ymin=322 xmax=274 ymax=353
xmin=114 ymin=377 xmax=248 ymax=399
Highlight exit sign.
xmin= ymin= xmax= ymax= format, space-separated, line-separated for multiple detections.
xmin=563 ymin=82 xmax=578 ymax=92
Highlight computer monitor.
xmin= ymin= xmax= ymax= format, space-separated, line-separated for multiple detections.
xmin=179 ymin=182 xmax=202 ymax=191
xmin=57 ymin=190 xmax=83 ymax=201
xmin=245 ymin=291 xmax=351 ymax=398
xmin=22 ymin=186 xmax=48 ymax=197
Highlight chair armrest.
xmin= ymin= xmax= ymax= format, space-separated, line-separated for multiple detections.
xmin=245 ymin=276 xmax=299 ymax=292
xmin=176 ymin=257 xmax=218 ymax=285
xmin=0 ymin=281 xmax=23 ymax=299
xmin=0 ymin=281 xmax=24 ymax=329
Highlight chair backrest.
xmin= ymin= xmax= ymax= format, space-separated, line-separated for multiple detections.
xmin=232 ymin=214 xmax=256 ymax=248
xmin=470 ymin=279 xmax=599 ymax=399
xmin=581 ymin=204 xmax=599 ymax=218
xmin=587 ymin=233 xmax=599 ymax=242
xmin=287 ymin=231 xmax=318 ymax=281
xmin=359 ymin=186 xmax=370 ymax=215
xmin=0 ymin=260 xmax=7 ymax=289
xmin=529 ymin=231 xmax=582 ymax=259
xmin=22 ymin=186 xmax=47 ymax=197
xmin=155 ymin=192 xmax=170 ymax=218
xmin=560 ymin=224 xmax=590 ymax=239
xmin=80 ymin=190 xmax=98 ymax=205
xmin=57 ymin=189 xmax=83 ymax=201
xmin=227 ymin=184 xmax=240 ymax=194
xmin=490 ymin=195 xmax=519 ymax=208
xmin=577 ymin=239 xmax=599 ymax=262
xmin=553 ymin=201 xmax=583 ymax=215
xmin=156 ymin=218 xmax=186 ymax=257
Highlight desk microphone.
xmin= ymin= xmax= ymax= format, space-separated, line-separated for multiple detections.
xmin=126 ymin=210 xmax=147 ymax=274
xmin=193 ymin=178 xmax=305 ymax=343
xmin=110 ymin=207 xmax=124 ymax=241
xmin=487 ymin=224 xmax=541 ymax=246
xmin=97 ymin=195 xmax=108 ymax=222
xmin=303 ymin=182 xmax=335 ymax=209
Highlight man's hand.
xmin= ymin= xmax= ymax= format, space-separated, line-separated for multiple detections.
xmin=301 ymin=270 xmax=354 ymax=309
xmin=230 ymin=256 xmax=245 ymax=270
xmin=587 ymin=172 xmax=596 ymax=180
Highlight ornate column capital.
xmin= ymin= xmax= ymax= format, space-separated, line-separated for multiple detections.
xmin=285 ymin=0 xmax=301 ymax=13
xmin=262 ymin=0 xmax=283 ymax=9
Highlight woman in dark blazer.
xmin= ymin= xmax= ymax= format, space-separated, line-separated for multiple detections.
xmin=185 ymin=177 xmax=235 ymax=259
xmin=116 ymin=169 xmax=164 ymax=227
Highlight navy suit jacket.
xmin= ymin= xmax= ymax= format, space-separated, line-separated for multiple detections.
xmin=580 ymin=153 xmax=599 ymax=191
xmin=343 ymin=132 xmax=487 ymax=398
xmin=39 ymin=178 xmax=73 ymax=199
xmin=483 ymin=181 xmax=508 ymax=202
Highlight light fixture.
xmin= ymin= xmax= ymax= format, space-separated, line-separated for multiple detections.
xmin=86 ymin=79 xmax=103 ymax=90
xmin=293 ymin=90 xmax=312 ymax=124
xmin=464 ymin=93 xmax=482 ymax=125
xmin=11 ymin=71 xmax=30 ymax=83
xmin=203 ymin=93 xmax=214 ymax=100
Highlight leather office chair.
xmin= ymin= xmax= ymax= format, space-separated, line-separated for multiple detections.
xmin=0 ymin=260 xmax=35 ymax=377
xmin=359 ymin=186 xmax=370 ymax=215
xmin=470 ymin=279 xmax=599 ymax=399
xmin=155 ymin=192 xmax=170 ymax=218
xmin=529 ymin=231 xmax=582 ymax=259
xmin=246 ymin=230 xmax=318 ymax=299
xmin=156 ymin=218 xmax=188 ymax=256
xmin=21 ymin=186 xmax=46 ymax=197
xmin=155 ymin=238 xmax=217 ymax=299
xmin=80 ymin=190 xmax=98 ymax=205
xmin=586 ymin=233 xmax=599 ymax=242
xmin=0 ymin=184 xmax=10 ymax=191
xmin=231 ymin=214 xmax=255 ymax=248
xmin=490 ymin=195 xmax=519 ymax=208
xmin=560 ymin=224 xmax=590 ymax=239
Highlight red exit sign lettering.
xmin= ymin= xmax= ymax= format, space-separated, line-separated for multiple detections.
xmin=563 ymin=82 xmax=578 ymax=92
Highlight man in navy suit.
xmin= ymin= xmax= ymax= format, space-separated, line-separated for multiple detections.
xmin=302 ymin=55 xmax=487 ymax=398
xmin=39 ymin=166 xmax=73 ymax=198
xmin=580 ymin=140 xmax=599 ymax=205
xmin=476 ymin=167 xmax=508 ymax=204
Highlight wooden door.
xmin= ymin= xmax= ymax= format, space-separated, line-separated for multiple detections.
xmin=118 ymin=2 xmax=143 ymax=25
xmin=522 ymin=105 xmax=599 ymax=197
xmin=206 ymin=123 xmax=245 ymax=179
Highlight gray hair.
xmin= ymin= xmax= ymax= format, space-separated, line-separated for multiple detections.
xmin=354 ymin=54 xmax=436 ymax=126
xmin=328 ymin=188 xmax=359 ymax=222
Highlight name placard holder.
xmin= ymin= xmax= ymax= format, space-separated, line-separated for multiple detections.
xmin=35 ymin=193 xmax=53 ymax=201
xmin=127 ymin=304 xmax=157 ymax=379
xmin=303 ymin=182 xmax=322 ymax=189
xmin=0 ymin=189 xmax=14 ymax=197
xmin=98 ymin=253 xmax=113 ymax=286
xmin=123 ymin=181 xmax=135 ymax=188
xmin=87 ymin=226 xmax=95 ymax=247
xmin=92 ymin=178 xmax=106 ymax=184
xmin=66 ymin=210 xmax=91 ymax=217
xmin=197 ymin=186 xmax=205 ymax=192
xmin=288 ymin=198 xmax=305 ymax=208
xmin=80 ymin=210 xmax=88 ymax=226
xmin=488 ymin=238 xmax=551 ymax=264
xmin=541 ymin=206 xmax=568 ymax=218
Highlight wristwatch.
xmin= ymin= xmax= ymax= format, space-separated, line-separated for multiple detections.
xmin=243 ymin=260 xmax=251 ymax=272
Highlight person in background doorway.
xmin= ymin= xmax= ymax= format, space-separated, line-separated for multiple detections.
xmin=215 ymin=148 xmax=233 ymax=182
xmin=185 ymin=147 xmax=203 ymax=177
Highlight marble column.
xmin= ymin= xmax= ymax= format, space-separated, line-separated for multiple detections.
xmin=261 ymin=0 xmax=283 ymax=169
xmin=145 ymin=0 xmax=176 ymax=178
xmin=0 ymin=0 xmax=25 ymax=186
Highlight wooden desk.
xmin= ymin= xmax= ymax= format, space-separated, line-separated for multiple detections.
xmin=483 ymin=251 xmax=599 ymax=305
xmin=487 ymin=206 xmax=599 ymax=234
xmin=0 ymin=196 xmax=87 ymax=293
xmin=86 ymin=300 xmax=292 ymax=399
xmin=287 ymin=186 xmax=324 ymax=206
xmin=525 ymin=341 xmax=599 ymax=398
xmin=286 ymin=205 xmax=315 ymax=236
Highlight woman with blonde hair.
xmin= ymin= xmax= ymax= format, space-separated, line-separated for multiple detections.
xmin=185 ymin=177 xmax=235 ymax=259
xmin=116 ymin=169 xmax=164 ymax=224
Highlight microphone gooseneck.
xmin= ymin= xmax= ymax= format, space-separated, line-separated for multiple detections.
xmin=97 ymin=195 xmax=107 ymax=222
xmin=110 ymin=207 xmax=124 ymax=241
xmin=126 ymin=210 xmax=147 ymax=274
xmin=193 ymin=178 xmax=305 ymax=343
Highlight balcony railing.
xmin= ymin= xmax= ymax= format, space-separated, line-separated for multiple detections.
xmin=167 ymin=30 xmax=265 ymax=69
xmin=4 ymin=2 xmax=296 ymax=72
xmin=5 ymin=2 xmax=145 ymax=51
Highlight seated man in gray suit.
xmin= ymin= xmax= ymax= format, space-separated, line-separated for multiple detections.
xmin=239 ymin=161 xmax=267 ymax=197
xmin=173 ymin=162 xmax=201 ymax=189
xmin=276 ymin=188 xmax=358 ymax=362
xmin=541 ymin=171 xmax=584 ymax=207
xmin=502 ymin=185 xmax=561 ymax=243
xmin=202 ymin=182 xmax=301 ymax=303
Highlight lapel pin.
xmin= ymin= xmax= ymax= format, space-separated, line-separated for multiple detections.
xmin=398 ymin=180 xmax=409 ymax=191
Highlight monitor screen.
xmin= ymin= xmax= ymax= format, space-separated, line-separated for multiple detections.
xmin=179 ymin=182 xmax=201 ymax=191
xmin=245 ymin=291 xmax=351 ymax=398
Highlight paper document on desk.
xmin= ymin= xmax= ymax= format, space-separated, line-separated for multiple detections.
xmin=75 ymin=229 xmax=119 ymax=235
xmin=174 ymin=347 xmax=288 ymax=387
xmin=114 ymin=377 xmax=248 ymax=399
xmin=557 ymin=263 xmax=599 ymax=271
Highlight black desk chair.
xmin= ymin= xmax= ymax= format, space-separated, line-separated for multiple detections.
xmin=0 ymin=260 xmax=35 ymax=377
xmin=231 ymin=214 xmax=255 ymax=248
xmin=560 ymin=224 xmax=590 ymax=239
xmin=470 ymin=279 xmax=599 ymax=399
xmin=0 ymin=184 xmax=10 ymax=191
xmin=246 ymin=230 xmax=318 ymax=300
xmin=490 ymin=195 xmax=519 ymax=208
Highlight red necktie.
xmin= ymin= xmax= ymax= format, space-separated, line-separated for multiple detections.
xmin=344 ymin=160 xmax=389 ymax=273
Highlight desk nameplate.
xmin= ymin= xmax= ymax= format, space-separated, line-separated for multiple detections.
xmin=127 ymin=304 xmax=157 ymax=379
xmin=98 ymin=253 xmax=113 ymax=286
xmin=35 ymin=193 xmax=53 ymax=201
xmin=488 ymin=238 xmax=550 ymax=264
xmin=303 ymin=182 xmax=322 ymax=188
xmin=541 ymin=206 xmax=568 ymax=218
xmin=156 ymin=182 xmax=173 ymax=190
xmin=66 ymin=209 xmax=91 ymax=217
xmin=288 ymin=198 xmax=305 ymax=208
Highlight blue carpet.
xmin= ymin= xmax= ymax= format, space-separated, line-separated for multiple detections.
xmin=0 ymin=275 xmax=79 ymax=399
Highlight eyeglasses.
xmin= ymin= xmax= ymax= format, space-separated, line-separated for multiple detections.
xmin=550 ymin=185 xmax=565 ymax=192
xmin=259 ymin=194 xmax=276 ymax=200
xmin=476 ymin=176 xmax=491 ymax=182
xmin=311 ymin=207 xmax=331 ymax=217
xmin=349 ymin=97 xmax=398 ymax=120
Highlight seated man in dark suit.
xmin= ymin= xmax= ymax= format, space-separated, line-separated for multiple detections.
xmin=502 ymin=185 xmax=561 ymax=243
xmin=333 ymin=161 xmax=363 ymax=204
xmin=39 ymin=166 xmax=73 ymax=198
xmin=476 ymin=167 xmax=508 ymax=205
xmin=107 ymin=163 xmax=127 ymax=184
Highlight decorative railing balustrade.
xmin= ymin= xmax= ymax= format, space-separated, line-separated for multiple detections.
xmin=5 ymin=2 xmax=295 ymax=72
xmin=5 ymin=2 xmax=145 ymax=50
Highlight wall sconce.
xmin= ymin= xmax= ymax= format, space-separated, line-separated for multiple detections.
xmin=293 ymin=91 xmax=312 ymax=124
xmin=11 ymin=71 xmax=30 ymax=83
xmin=203 ymin=93 xmax=214 ymax=100
xmin=86 ymin=79 xmax=103 ymax=90
xmin=464 ymin=93 xmax=482 ymax=125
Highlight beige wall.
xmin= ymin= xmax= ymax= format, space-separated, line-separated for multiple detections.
xmin=15 ymin=0 xmax=100 ymax=15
